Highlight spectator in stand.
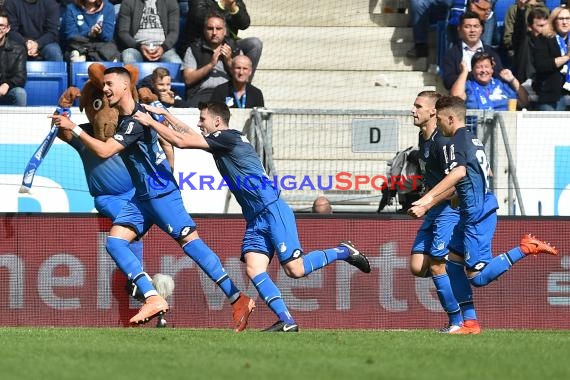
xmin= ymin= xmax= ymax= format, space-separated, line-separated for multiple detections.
xmin=4 ymin=0 xmax=64 ymax=61
xmin=532 ymin=6 xmax=570 ymax=111
xmin=210 ymin=55 xmax=263 ymax=108
xmin=115 ymin=0 xmax=182 ymax=64
xmin=0 ymin=11 xmax=27 ymax=106
xmin=312 ymin=196 xmax=332 ymax=214
xmin=61 ymin=0 xmax=120 ymax=62
xmin=139 ymin=66 xmax=191 ymax=107
xmin=406 ymin=0 xmax=452 ymax=58
xmin=179 ymin=0 xmax=262 ymax=73
xmin=451 ymin=52 xmax=529 ymax=110
xmin=448 ymin=0 xmax=497 ymax=47
xmin=511 ymin=6 xmax=549 ymax=98
xmin=503 ymin=0 xmax=549 ymax=60
xmin=183 ymin=12 xmax=238 ymax=107
xmin=441 ymin=11 xmax=504 ymax=90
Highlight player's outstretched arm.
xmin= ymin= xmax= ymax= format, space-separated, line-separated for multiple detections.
xmin=134 ymin=109 xmax=209 ymax=150
xmin=50 ymin=114 xmax=123 ymax=158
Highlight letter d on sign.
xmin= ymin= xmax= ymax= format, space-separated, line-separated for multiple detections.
xmin=369 ymin=127 xmax=381 ymax=144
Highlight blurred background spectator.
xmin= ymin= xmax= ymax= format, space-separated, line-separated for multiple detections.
xmin=179 ymin=0 xmax=262 ymax=73
xmin=0 ymin=11 xmax=26 ymax=106
xmin=139 ymin=66 xmax=190 ymax=107
xmin=4 ymin=0 xmax=64 ymax=61
xmin=116 ymin=0 xmax=182 ymax=63
xmin=210 ymin=54 xmax=264 ymax=108
xmin=182 ymin=12 xmax=238 ymax=106
xmin=532 ymin=6 xmax=570 ymax=111
xmin=61 ymin=0 xmax=120 ymax=62
xmin=451 ymin=52 xmax=529 ymax=110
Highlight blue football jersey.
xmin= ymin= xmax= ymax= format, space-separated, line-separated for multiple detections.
xmin=441 ymin=127 xmax=498 ymax=221
xmin=68 ymin=123 xmax=134 ymax=197
xmin=113 ymin=104 xmax=178 ymax=200
xmin=205 ymin=129 xmax=279 ymax=221
xmin=418 ymin=128 xmax=451 ymax=190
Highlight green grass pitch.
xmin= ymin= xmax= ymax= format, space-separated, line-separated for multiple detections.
xmin=1 ymin=327 xmax=569 ymax=380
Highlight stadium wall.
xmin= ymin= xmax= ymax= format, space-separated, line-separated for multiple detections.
xmin=1 ymin=214 xmax=568 ymax=329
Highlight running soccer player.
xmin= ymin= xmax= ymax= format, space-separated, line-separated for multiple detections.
xmin=134 ymin=101 xmax=372 ymax=332
xmin=409 ymin=91 xmax=478 ymax=334
xmin=408 ymin=95 xmax=558 ymax=334
xmin=51 ymin=67 xmax=255 ymax=330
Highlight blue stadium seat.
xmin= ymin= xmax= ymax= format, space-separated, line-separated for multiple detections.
xmin=25 ymin=61 xmax=68 ymax=106
xmin=69 ymin=61 xmax=123 ymax=89
xmin=129 ymin=62 xmax=186 ymax=99
xmin=545 ymin=0 xmax=561 ymax=11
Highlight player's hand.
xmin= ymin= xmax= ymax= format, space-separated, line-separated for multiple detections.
xmin=407 ymin=204 xmax=427 ymax=219
xmin=49 ymin=114 xmax=74 ymax=130
xmin=141 ymin=103 xmax=167 ymax=116
xmin=133 ymin=110 xmax=155 ymax=126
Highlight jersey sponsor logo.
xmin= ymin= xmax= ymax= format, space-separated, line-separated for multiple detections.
xmin=472 ymin=138 xmax=483 ymax=147
xmin=180 ymin=226 xmax=192 ymax=237
xmin=167 ymin=224 xmax=173 ymax=233
xmin=114 ymin=134 xmax=124 ymax=141
xmin=213 ymin=131 xmax=221 ymax=137
xmin=278 ymin=242 xmax=287 ymax=253
xmin=125 ymin=122 xmax=134 ymax=135
xmin=292 ymin=249 xmax=302 ymax=259
xmin=473 ymin=262 xmax=486 ymax=271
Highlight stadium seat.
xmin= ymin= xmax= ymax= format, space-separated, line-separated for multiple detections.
xmin=129 ymin=62 xmax=186 ymax=99
xmin=25 ymin=61 xmax=68 ymax=106
xmin=69 ymin=61 xmax=123 ymax=89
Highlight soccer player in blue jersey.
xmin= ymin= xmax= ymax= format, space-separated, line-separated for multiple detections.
xmin=58 ymin=123 xmax=175 ymax=327
xmin=408 ymin=95 xmax=558 ymax=334
xmin=52 ymin=67 xmax=255 ymax=330
xmin=133 ymin=101 xmax=372 ymax=332
xmin=409 ymin=91 xmax=479 ymax=334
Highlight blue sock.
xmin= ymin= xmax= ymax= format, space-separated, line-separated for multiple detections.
xmin=433 ymin=273 xmax=462 ymax=325
xmin=106 ymin=236 xmax=155 ymax=296
xmin=129 ymin=239 xmax=143 ymax=265
xmin=469 ymin=247 xmax=523 ymax=287
xmin=252 ymin=272 xmax=295 ymax=324
xmin=446 ymin=260 xmax=477 ymax=320
xmin=303 ymin=247 xmax=347 ymax=275
xmin=183 ymin=239 xmax=240 ymax=301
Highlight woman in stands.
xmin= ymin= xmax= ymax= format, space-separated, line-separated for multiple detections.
xmin=451 ymin=51 xmax=529 ymax=110
xmin=532 ymin=6 xmax=570 ymax=111
xmin=61 ymin=0 xmax=120 ymax=62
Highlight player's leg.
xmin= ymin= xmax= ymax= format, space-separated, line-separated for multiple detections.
xmin=148 ymin=191 xmax=254 ymax=331
xmin=109 ymin=201 xmax=168 ymax=324
xmin=270 ymin=200 xmax=370 ymax=278
xmin=242 ymin=211 xmax=297 ymax=332
xmin=410 ymin=216 xmax=435 ymax=277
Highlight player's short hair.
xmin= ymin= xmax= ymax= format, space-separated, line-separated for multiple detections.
xmin=104 ymin=66 xmax=132 ymax=83
xmin=471 ymin=51 xmax=495 ymax=68
xmin=435 ymin=96 xmax=466 ymax=120
xmin=417 ymin=90 xmax=441 ymax=103
xmin=198 ymin=101 xmax=231 ymax=125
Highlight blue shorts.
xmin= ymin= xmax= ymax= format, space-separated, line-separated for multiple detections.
xmin=94 ymin=188 xmax=136 ymax=219
xmin=241 ymin=198 xmax=302 ymax=264
xmin=113 ymin=190 xmax=196 ymax=240
xmin=411 ymin=202 xmax=459 ymax=259
xmin=448 ymin=209 xmax=497 ymax=270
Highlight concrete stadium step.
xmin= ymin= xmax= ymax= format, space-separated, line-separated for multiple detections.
xmin=240 ymin=26 xmax=424 ymax=71
xmin=252 ymin=70 xmax=439 ymax=109
xmin=247 ymin=0 xmax=409 ymax=27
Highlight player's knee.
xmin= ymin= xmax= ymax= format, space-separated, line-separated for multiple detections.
xmin=468 ymin=273 xmax=487 ymax=287
xmin=282 ymin=260 xmax=304 ymax=279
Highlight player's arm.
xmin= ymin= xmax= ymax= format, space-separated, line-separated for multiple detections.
xmin=133 ymin=107 xmax=209 ymax=150
xmin=408 ymin=166 xmax=465 ymax=218
xmin=158 ymin=135 xmax=175 ymax=171
xmin=51 ymin=114 xmax=124 ymax=158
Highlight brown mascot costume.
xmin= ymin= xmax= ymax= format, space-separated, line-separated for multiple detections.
xmin=57 ymin=63 xmax=174 ymax=328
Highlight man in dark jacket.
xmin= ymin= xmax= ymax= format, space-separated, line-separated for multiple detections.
xmin=179 ymin=0 xmax=262 ymax=72
xmin=0 ymin=11 xmax=27 ymax=106
xmin=116 ymin=0 xmax=183 ymax=63
xmin=4 ymin=0 xmax=63 ymax=61
xmin=182 ymin=12 xmax=239 ymax=106
xmin=210 ymin=55 xmax=264 ymax=108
